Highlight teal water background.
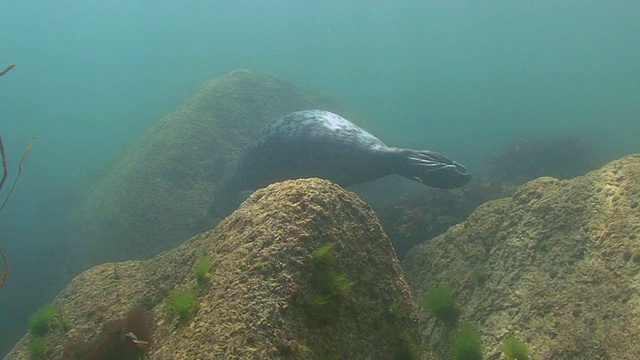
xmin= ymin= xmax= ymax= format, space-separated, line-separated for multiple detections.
xmin=1 ymin=1 xmax=639 ymax=356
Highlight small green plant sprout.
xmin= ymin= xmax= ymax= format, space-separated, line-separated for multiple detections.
xmin=389 ymin=301 xmax=406 ymax=320
xmin=166 ymin=289 xmax=198 ymax=320
xmin=193 ymin=256 xmax=213 ymax=282
xmin=387 ymin=299 xmax=411 ymax=323
xmin=303 ymin=242 xmax=355 ymax=327
xmin=28 ymin=304 xmax=62 ymax=336
xmin=311 ymin=242 xmax=336 ymax=265
xmin=449 ymin=321 xmax=483 ymax=360
xmin=397 ymin=330 xmax=422 ymax=360
xmin=501 ymin=336 xmax=529 ymax=360
xmin=358 ymin=267 xmax=375 ymax=285
xmin=422 ymin=284 xmax=460 ymax=324
xmin=28 ymin=336 xmax=46 ymax=359
xmin=325 ymin=271 xmax=353 ymax=300
xmin=303 ymin=293 xmax=334 ymax=327
xmin=472 ymin=264 xmax=487 ymax=284
xmin=305 ymin=271 xmax=354 ymax=315
xmin=53 ymin=304 xmax=70 ymax=332
xmin=306 ymin=294 xmax=332 ymax=312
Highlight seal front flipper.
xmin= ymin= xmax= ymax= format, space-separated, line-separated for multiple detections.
xmin=395 ymin=149 xmax=471 ymax=189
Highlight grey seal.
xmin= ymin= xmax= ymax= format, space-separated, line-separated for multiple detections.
xmin=211 ymin=110 xmax=470 ymax=217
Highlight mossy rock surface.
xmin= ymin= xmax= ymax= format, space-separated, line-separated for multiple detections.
xmin=403 ymin=154 xmax=640 ymax=359
xmin=6 ymin=178 xmax=420 ymax=360
xmin=73 ymin=69 xmax=341 ymax=261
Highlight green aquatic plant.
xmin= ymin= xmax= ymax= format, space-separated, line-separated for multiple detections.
xmin=304 ymin=270 xmax=354 ymax=326
xmin=325 ymin=271 xmax=353 ymax=300
xmin=449 ymin=321 xmax=483 ymax=360
xmin=472 ymin=264 xmax=487 ymax=285
xmin=302 ymin=293 xmax=334 ymax=327
xmin=422 ymin=284 xmax=460 ymax=324
xmin=28 ymin=304 xmax=61 ymax=336
xmin=388 ymin=301 xmax=407 ymax=322
xmin=501 ymin=336 xmax=529 ymax=360
xmin=311 ymin=242 xmax=336 ymax=265
xmin=357 ymin=266 xmax=375 ymax=286
xmin=311 ymin=243 xmax=352 ymax=299
xmin=28 ymin=336 xmax=46 ymax=359
xmin=306 ymin=294 xmax=332 ymax=311
xmin=387 ymin=299 xmax=413 ymax=324
xmin=396 ymin=330 xmax=422 ymax=360
xmin=303 ymin=242 xmax=355 ymax=326
xmin=166 ymin=289 xmax=198 ymax=320
xmin=193 ymin=256 xmax=213 ymax=282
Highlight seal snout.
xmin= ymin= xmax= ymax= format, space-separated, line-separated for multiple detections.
xmin=441 ymin=161 xmax=472 ymax=189
xmin=399 ymin=150 xmax=471 ymax=189
xmin=420 ymin=160 xmax=471 ymax=189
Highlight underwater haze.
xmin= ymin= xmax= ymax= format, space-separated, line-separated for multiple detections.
xmin=1 ymin=0 xmax=639 ymax=356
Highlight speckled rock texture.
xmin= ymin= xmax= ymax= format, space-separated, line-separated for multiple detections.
xmin=403 ymin=154 xmax=640 ymax=359
xmin=70 ymin=69 xmax=342 ymax=265
xmin=6 ymin=178 xmax=420 ymax=360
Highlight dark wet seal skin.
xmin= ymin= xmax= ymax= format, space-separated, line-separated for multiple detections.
xmin=211 ymin=110 xmax=471 ymax=217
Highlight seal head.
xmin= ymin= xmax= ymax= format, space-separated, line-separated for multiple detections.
xmin=397 ymin=149 xmax=470 ymax=189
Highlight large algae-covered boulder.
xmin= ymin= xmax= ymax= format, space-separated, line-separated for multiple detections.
xmin=403 ymin=154 xmax=640 ymax=359
xmin=74 ymin=70 xmax=341 ymax=262
xmin=7 ymin=178 xmax=420 ymax=359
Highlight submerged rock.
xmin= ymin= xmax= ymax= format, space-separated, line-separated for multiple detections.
xmin=71 ymin=69 xmax=341 ymax=263
xmin=7 ymin=178 xmax=420 ymax=359
xmin=403 ymin=154 xmax=640 ymax=359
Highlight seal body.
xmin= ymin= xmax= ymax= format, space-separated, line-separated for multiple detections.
xmin=213 ymin=110 xmax=470 ymax=216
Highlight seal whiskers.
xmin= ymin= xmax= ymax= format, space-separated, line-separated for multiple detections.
xmin=395 ymin=149 xmax=471 ymax=189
